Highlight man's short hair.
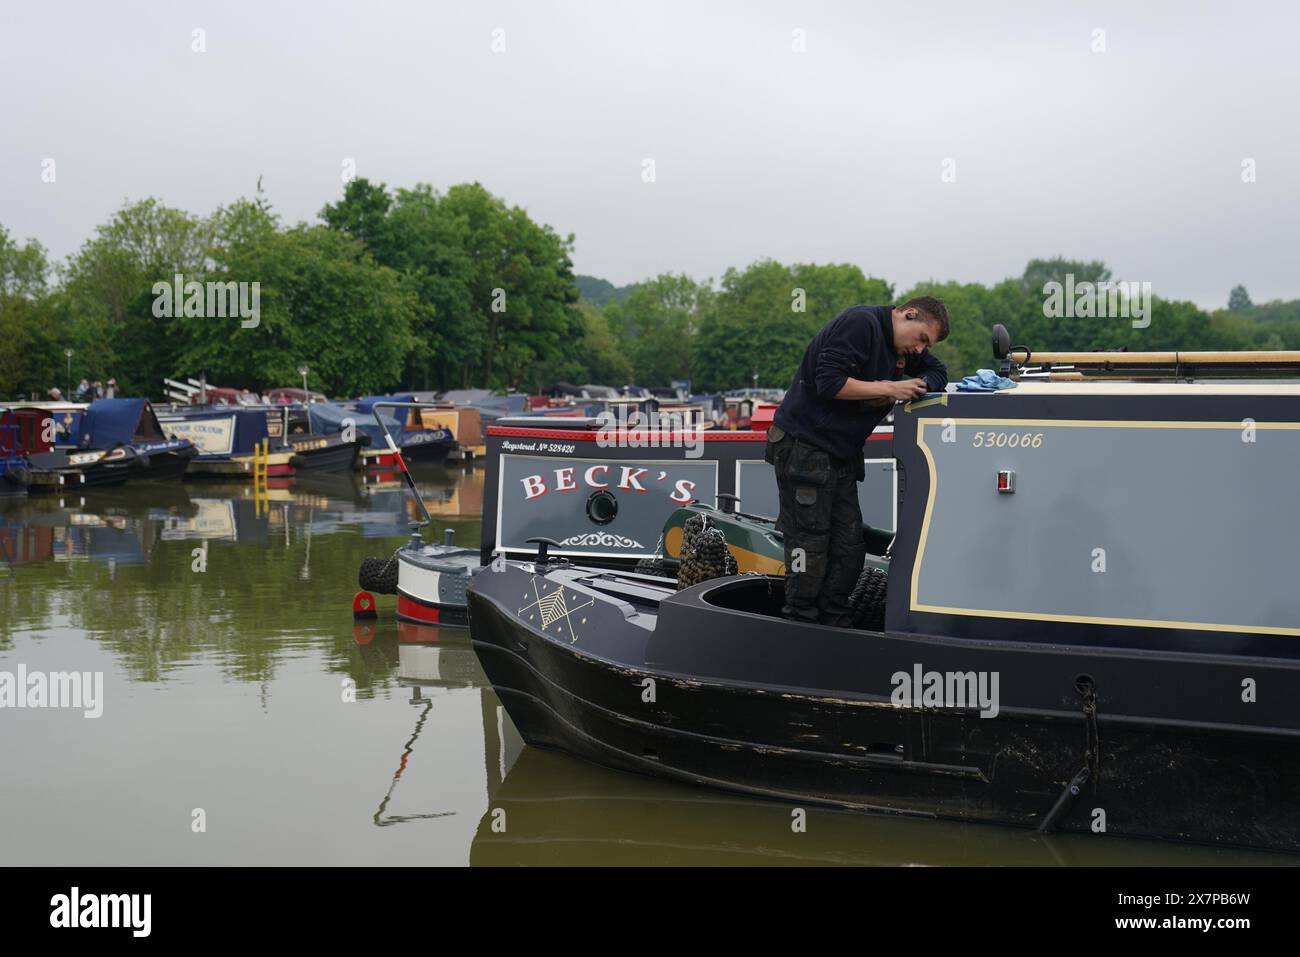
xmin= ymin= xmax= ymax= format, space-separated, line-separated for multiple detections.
xmin=901 ymin=296 xmax=950 ymax=342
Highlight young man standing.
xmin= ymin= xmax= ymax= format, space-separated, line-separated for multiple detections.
xmin=766 ymin=297 xmax=950 ymax=626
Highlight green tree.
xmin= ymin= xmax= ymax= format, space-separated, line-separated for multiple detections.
xmin=324 ymin=180 xmax=476 ymax=390
xmin=441 ymin=182 xmax=582 ymax=389
xmin=1228 ymin=285 xmax=1252 ymax=311
xmin=323 ymin=179 xmax=582 ymax=390
xmin=59 ymin=199 xmax=213 ymax=396
xmin=602 ymin=273 xmax=712 ymax=386
xmin=575 ymin=274 xmax=636 ymax=307
xmin=532 ymin=301 xmax=633 ymax=387
xmin=0 ymin=226 xmax=63 ymax=398
xmin=695 ymin=260 xmax=891 ymax=390
xmin=174 ymin=199 xmax=417 ymax=395
xmin=1020 ymin=256 xmax=1111 ymax=293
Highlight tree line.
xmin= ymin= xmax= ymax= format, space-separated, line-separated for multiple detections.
xmin=3 ymin=178 xmax=1299 ymax=401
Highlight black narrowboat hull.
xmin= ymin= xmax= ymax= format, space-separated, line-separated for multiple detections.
xmin=130 ymin=444 xmax=195 ymax=481
xmin=399 ymin=437 xmax=453 ymax=464
xmin=26 ymin=440 xmax=193 ymax=490
xmin=468 ymin=567 xmax=1300 ymax=854
xmin=288 ymin=438 xmax=362 ymax=472
xmin=26 ymin=448 xmax=135 ymax=491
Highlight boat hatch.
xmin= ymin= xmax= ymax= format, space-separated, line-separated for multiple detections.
xmin=576 ymin=572 xmax=675 ymax=608
xmin=699 ymin=575 xmax=788 ymax=619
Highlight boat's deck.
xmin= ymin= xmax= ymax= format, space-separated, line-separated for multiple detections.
xmin=545 ymin=567 xmax=790 ymax=629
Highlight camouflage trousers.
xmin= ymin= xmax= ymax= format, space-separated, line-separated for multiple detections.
xmin=765 ymin=426 xmax=867 ymax=626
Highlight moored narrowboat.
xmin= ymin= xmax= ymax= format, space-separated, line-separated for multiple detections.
xmin=158 ymin=404 xmax=362 ymax=476
xmin=466 ymin=335 xmax=1300 ymax=854
xmin=157 ymin=406 xmax=291 ymax=477
xmin=351 ymin=396 xmax=456 ymax=465
xmin=24 ymin=399 xmax=194 ymax=490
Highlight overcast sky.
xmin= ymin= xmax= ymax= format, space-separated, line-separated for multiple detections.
xmin=2 ymin=1 xmax=1297 ymax=309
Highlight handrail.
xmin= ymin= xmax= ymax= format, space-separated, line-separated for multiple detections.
xmin=992 ymin=324 xmax=1300 ymax=380
xmin=1016 ymin=350 xmax=1300 ymax=366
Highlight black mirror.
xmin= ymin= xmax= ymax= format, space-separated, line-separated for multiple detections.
xmin=992 ymin=324 xmax=1011 ymax=360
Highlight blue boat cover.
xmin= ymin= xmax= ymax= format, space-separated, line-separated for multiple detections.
xmin=78 ymin=399 xmax=165 ymax=449
xmin=310 ymin=401 xmax=401 ymax=449
xmin=356 ymin=394 xmax=416 ymax=430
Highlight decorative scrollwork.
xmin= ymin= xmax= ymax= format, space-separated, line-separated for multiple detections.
xmin=558 ymin=532 xmax=643 ymax=549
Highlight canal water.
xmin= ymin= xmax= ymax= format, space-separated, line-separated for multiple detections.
xmin=0 ymin=466 xmax=1289 ymax=866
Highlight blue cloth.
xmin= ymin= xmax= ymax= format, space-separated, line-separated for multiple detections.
xmin=955 ymin=369 xmax=1017 ymax=392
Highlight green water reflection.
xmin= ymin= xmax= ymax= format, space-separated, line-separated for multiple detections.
xmin=0 ymin=468 xmax=1292 ymax=866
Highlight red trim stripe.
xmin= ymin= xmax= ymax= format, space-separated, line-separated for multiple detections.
xmin=397 ymin=595 xmax=441 ymax=624
xmin=487 ymin=426 xmax=766 ymax=442
xmin=487 ymin=425 xmax=893 ymax=442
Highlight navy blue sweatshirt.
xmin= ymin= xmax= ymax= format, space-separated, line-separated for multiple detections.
xmin=773 ymin=305 xmax=948 ymax=469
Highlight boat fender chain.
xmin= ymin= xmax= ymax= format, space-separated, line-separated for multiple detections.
xmin=1036 ymin=675 xmax=1100 ymax=834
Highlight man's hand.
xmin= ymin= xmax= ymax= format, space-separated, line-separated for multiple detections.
xmin=836 ymin=376 xmax=930 ymax=403
xmin=889 ymin=378 xmax=928 ymax=401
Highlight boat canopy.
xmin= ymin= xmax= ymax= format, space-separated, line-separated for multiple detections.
xmin=356 ymin=394 xmax=416 ymax=429
xmin=310 ymin=400 xmax=398 ymax=448
xmin=440 ymin=390 xmax=529 ymax=416
xmin=78 ymin=399 xmax=166 ymax=449
xmin=438 ymin=388 xmax=494 ymax=405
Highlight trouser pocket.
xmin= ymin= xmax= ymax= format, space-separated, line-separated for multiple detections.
xmin=787 ymin=440 xmax=830 ymax=487
xmin=779 ymin=440 xmax=832 ymax=536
